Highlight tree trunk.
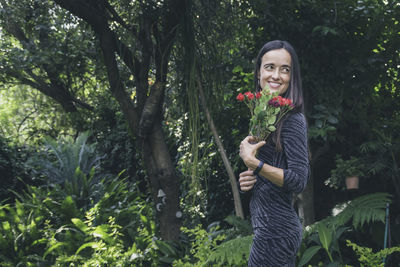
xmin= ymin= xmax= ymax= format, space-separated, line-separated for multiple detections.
xmin=142 ymin=120 xmax=181 ymax=241
xmin=299 ymin=141 xmax=332 ymax=226
xmin=197 ymin=79 xmax=244 ymax=219
xmin=298 ymin=176 xmax=314 ymax=227
xmin=97 ymin=26 xmax=181 ymax=241
xmin=54 ymin=0 xmax=184 ymax=241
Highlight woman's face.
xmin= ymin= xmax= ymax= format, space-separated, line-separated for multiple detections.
xmin=258 ymin=48 xmax=291 ymax=94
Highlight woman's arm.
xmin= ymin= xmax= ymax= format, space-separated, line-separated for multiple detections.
xmin=239 ymin=113 xmax=309 ymax=193
xmin=280 ymin=113 xmax=309 ymax=193
xmin=240 ymin=138 xmax=284 ymax=187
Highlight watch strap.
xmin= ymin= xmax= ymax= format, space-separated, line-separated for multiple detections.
xmin=253 ymin=160 xmax=264 ymax=176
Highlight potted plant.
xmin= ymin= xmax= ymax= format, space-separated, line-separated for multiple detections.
xmin=325 ymin=155 xmax=365 ymax=191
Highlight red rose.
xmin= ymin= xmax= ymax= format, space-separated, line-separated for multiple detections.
xmin=236 ymin=93 xmax=245 ymax=101
xmin=256 ymin=92 xmax=261 ymax=99
xmin=248 ymin=92 xmax=255 ymax=100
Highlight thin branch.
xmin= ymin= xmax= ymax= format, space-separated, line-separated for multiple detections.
xmin=197 ymin=76 xmax=244 ymax=219
xmin=103 ymin=0 xmax=137 ymax=35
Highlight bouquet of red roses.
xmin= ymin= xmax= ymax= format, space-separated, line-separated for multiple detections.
xmin=237 ymin=89 xmax=294 ymax=142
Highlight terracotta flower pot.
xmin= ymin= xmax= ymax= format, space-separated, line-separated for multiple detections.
xmin=345 ymin=176 xmax=359 ymax=190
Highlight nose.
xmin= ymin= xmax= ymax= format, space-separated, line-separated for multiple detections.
xmin=272 ymin=69 xmax=280 ymax=80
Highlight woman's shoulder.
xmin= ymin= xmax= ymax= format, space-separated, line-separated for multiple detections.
xmin=283 ymin=112 xmax=306 ymax=129
xmin=281 ymin=112 xmax=308 ymax=145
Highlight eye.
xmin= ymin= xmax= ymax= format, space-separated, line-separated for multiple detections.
xmin=264 ymin=64 xmax=274 ymax=70
xmin=281 ymin=67 xmax=290 ymax=74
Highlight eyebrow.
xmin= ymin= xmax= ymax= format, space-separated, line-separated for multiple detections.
xmin=263 ymin=63 xmax=291 ymax=68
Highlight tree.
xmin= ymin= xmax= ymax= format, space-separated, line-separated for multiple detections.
xmin=0 ymin=0 xmax=186 ymax=241
xmin=53 ymin=0 xmax=187 ymax=241
xmin=0 ymin=0 xmax=93 ymax=113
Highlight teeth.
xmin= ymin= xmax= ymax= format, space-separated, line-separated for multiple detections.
xmin=269 ymin=82 xmax=280 ymax=88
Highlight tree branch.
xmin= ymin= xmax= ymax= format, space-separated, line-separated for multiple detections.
xmin=198 ymin=77 xmax=244 ymax=219
xmin=103 ymin=0 xmax=137 ymax=35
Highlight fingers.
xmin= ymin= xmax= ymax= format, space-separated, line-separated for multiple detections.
xmin=239 ymin=171 xmax=257 ymax=191
xmin=255 ymin=140 xmax=266 ymax=149
xmin=240 ymin=136 xmax=266 ymax=147
xmin=239 ymin=170 xmax=254 ymax=177
xmin=240 ymin=180 xmax=256 ymax=191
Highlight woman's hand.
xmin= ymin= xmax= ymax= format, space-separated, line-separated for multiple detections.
xmin=239 ymin=169 xmax=257 ymax=191
xmin=239 ymin=136 xmax=266 ymax=168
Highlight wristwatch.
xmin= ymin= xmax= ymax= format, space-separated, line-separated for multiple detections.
xmin=253 ymin=160 xmax=264 ymax=176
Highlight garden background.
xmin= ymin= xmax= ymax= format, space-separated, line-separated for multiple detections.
xmin=0 ymin=0 xmax=399 ymax=266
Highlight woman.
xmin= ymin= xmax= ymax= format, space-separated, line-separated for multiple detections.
xmin=239 ymin=40 xmax=309 ymax=267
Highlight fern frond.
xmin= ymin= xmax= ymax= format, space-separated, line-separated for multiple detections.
xmin=208 ymin=235 xmax=253 ymax=266
xmin=224 ymin=215 xmax=253 ymax=235
xmin=367 ymin=162 xmax=388 ymax=175
xmin=330 ymin=193 xmax=391 ymax=230
xmin=360 ymin=141 xmax=382 ymax=153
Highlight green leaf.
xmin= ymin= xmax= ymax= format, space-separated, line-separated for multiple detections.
xmin=159 ymin=256 xmax=175 ymax=264
xmin=43 ymin=242 xmax=66 ymax=259
xmin=317 ymin=222 xmax=333 ymax=261
xmin=327 ymin=115 xmax=338 ymax=124
xmin=71 ymin=218 xmax=89 ymax=233
xmin=268 ymin=125 xmax=276 ymax=132
xmin=268 ymin=116 xmax=276 ymax=125
xmin=155 ymin=240 xmax=176 ymax=256
xmin=257 ymin=111 xmax=266 ymax=120
xmin=32 ymin=238 xmax=48 ymax=246
xmin=317 ymin=223 xmax=331 ymax=251
xmin=75 ymin=242 xmax=101 ymax=255
xmin=297 ymin=246 xmax=322 ymax=267
xmin=232 ymin=65 xmax=243 ymax=73
xmin=93 ymin=225 xmax=112 ymax=243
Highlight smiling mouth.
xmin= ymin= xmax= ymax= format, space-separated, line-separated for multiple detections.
xmin=268 ymin=81 xmax=281 ymax=88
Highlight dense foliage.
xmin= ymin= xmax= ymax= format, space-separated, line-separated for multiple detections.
xmin=1 ymin=0 xmax=400 ymax=265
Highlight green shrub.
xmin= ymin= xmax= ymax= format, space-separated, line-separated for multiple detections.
xmin=0 ymin=174 xmax=162 ymax=266
xmin=297 ymin=193 xmax=392 ymax=266
xmin=346 ymin=240 xmax=400 ymax=267
xmin=173 ymin=216 xmax=253 ymax=266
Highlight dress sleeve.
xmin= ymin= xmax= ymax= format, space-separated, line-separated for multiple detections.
xmin=281 ymin=113 xmax=310 ymax=194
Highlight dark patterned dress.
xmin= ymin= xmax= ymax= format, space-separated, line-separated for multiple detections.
xmin=248 ymin=112 xmax=310 ymax=267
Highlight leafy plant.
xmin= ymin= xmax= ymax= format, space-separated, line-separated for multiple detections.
xmin=297 ymin=221 xmax=349 ymax=267
xmin=0 ymin=135 xmax=17 ymax=201
xmin=326 ymin=193 xmax=391 ymax=230
xmin=297 ymin=193 xmax=392 ymax=266
xmin=52 ymin=208 xmax=135 ymax=266
xmin=207 ymin=235 xmax=252 ymax=266
xmin=30 ymin=132 xmax=106 ymax=210
xmin=346 ymin=240 xmax=400 ymax=267
xmin=360 ymin=128 xmax=400 ymax=201
xmin=325 ymin=155 xmax=365 ymax=190
xmin=173 ymin=225 xmax=226 ymax=266
xmin=0 ymin=193 xmax=51 ymax=266
xmin=37 ymin=132 xmax=105 ymax=184
xmin=173 ymin=215 xmax=253 ymax=266
xmin=308 ymin=104 xmax=340 ymax=142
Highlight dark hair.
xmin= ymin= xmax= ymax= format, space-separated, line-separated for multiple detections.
xmin=254 ymin=40 xmax=305 ymax=150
